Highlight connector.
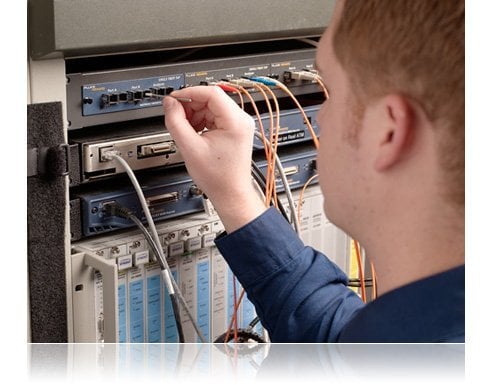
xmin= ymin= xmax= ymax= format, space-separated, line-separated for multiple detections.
xmin=216 ymin=83 xmax=239 ymax=93
xmin=146 ymin=192 xmax=179 ymax=206
xmin=137 ymin=141 xmax=177 ymax=159
xmin=99 ymin=147 xmax=119 ymax=162
xmin=282 ymin=165 xmax=299 ymax=177
xmin=228 ymin=78 xmax=256 ymax=88
xmin=189 ymin=184 xmax=204 ymax=197
xmin=102 ymin=201 xmax=134 ymax=219
xmin=249 ymin=76 xmax=277 ymax=86
xmin=283 ymin=70 xmax=318 ymax=82
xmin=303 ymin=68 xmax=319 ymax=75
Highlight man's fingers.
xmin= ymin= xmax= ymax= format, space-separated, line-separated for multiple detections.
xmin=171 ymin=86 xmax=242 ymax=119
xmin=190 ymin=109 xmax=215 ymax=131
xmin=163 ymin=96 xmax=202 ymax=153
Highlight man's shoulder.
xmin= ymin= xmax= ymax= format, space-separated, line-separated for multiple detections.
xmin=338 ymin=265 xmax=465 ymax=343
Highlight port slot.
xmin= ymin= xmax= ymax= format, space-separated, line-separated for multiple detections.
xmin=118 ymin=92 xmax=128 ymax=103
xmin=147 ymin=192 xmax=179 ymax=206
xmin=309 ymin=159 xmax=317 ymax=171
xmin=283 ymin=71 xmax=293 ymax=83
xmin=84 ymin=168 xmax=117 ymax=179
xmin=101 ymin=200 xmax=117 ymax=215
xmin=137 ymin=141 xmax=177 ymax=159
xmin=100 ymin=94 xmax=110 ymax=108
xmin=133 ymin=91 xmax=143 ymax=101
xmin=282 ymin=165 xmax=299 ymax=177
xmin=109 ymin=94 xmax=119 ymax=104
xmin=99 ymin=146 xmax=115 ymax=162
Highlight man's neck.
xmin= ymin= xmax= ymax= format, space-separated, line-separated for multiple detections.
xmin=361 ymin=201 xmax=464 ymax=296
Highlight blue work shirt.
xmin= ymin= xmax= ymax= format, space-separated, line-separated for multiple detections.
xmin=215 ymin=208 xmax=465 ymax=342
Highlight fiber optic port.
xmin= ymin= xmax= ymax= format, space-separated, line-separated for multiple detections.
xmin=147 ymin=192 xmax=179 ymax=207
xmin=100 ymin=93 xmax=117 ymax=108
xmin=132 ymin=91 xmax=144 ymax=102
xmin=137 ymin=141 xmax=177 ymax=159
xmin=146 ymin=87 xmax=165 ymax=97
xmin=283 ymin=71 xmax=293 ymax=83
xmin=118 ymin=92 xmax=128 ymax=103
xmin=109 ymin=94 xmax=119 ymax=104
xmin=126 ymin=90 xmax=144 ymax=103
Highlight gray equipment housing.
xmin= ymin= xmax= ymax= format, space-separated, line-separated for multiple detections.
xmin=28 ymin=0 xmax=335 ymax=59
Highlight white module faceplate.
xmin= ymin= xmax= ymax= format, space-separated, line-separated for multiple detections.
xmin=71 ymin=185 xmax=349 ymax=342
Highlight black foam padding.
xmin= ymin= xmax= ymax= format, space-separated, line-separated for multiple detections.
xmin=28 ymin=102 xmax=68 ymax=342
xmin=69 ymin=199 xmax=82 ymax=242
xmin=68 ymin=144 xmax=81 ymax=187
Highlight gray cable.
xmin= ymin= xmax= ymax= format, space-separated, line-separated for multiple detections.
xmin=118 ymin=210 xmax=186 ymax=342
xmin=296 ymin=37 xmax=319 ymax=48
xmin=108 ymin=153 xmax=207 ymax=343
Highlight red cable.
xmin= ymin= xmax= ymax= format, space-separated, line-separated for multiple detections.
xmin=217 ymin=83 xmax=239 ymax=93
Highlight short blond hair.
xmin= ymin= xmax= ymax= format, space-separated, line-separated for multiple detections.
xmin=333 ymin=0 xmax=465 ymax=207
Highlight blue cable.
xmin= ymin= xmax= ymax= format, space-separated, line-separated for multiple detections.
xmin=249 ymin=76 xmax=277 ymax=86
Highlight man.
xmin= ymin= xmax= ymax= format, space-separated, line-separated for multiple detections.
xmin=163 ymin=0 xmax=464 ymax=342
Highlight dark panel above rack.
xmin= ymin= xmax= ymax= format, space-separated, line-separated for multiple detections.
xmin=28 ymin=0 xmax=335 ymax=59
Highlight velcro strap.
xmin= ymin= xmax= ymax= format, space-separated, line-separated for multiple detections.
xmin=27 ymin=144 xmax=69 ymax=178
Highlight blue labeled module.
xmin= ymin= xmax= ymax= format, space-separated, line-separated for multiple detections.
xmin=82 ymin=74 xmax=185 ymax=116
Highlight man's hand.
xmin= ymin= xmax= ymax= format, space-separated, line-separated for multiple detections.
xmin=163 ymin=86 xmax=266 ymax=233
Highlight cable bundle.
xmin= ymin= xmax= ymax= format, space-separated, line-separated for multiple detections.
xmin=102 ymin=152 xmax=207 ymax=343
xmin=97 ymin=74 xmax=336 ymax=343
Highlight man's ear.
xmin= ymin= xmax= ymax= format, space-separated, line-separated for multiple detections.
xmin=374 ymin=94 xmax=414 ymax=171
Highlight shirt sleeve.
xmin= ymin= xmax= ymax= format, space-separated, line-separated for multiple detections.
xmin=215 ymin=207 xmax=365 ymax=342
